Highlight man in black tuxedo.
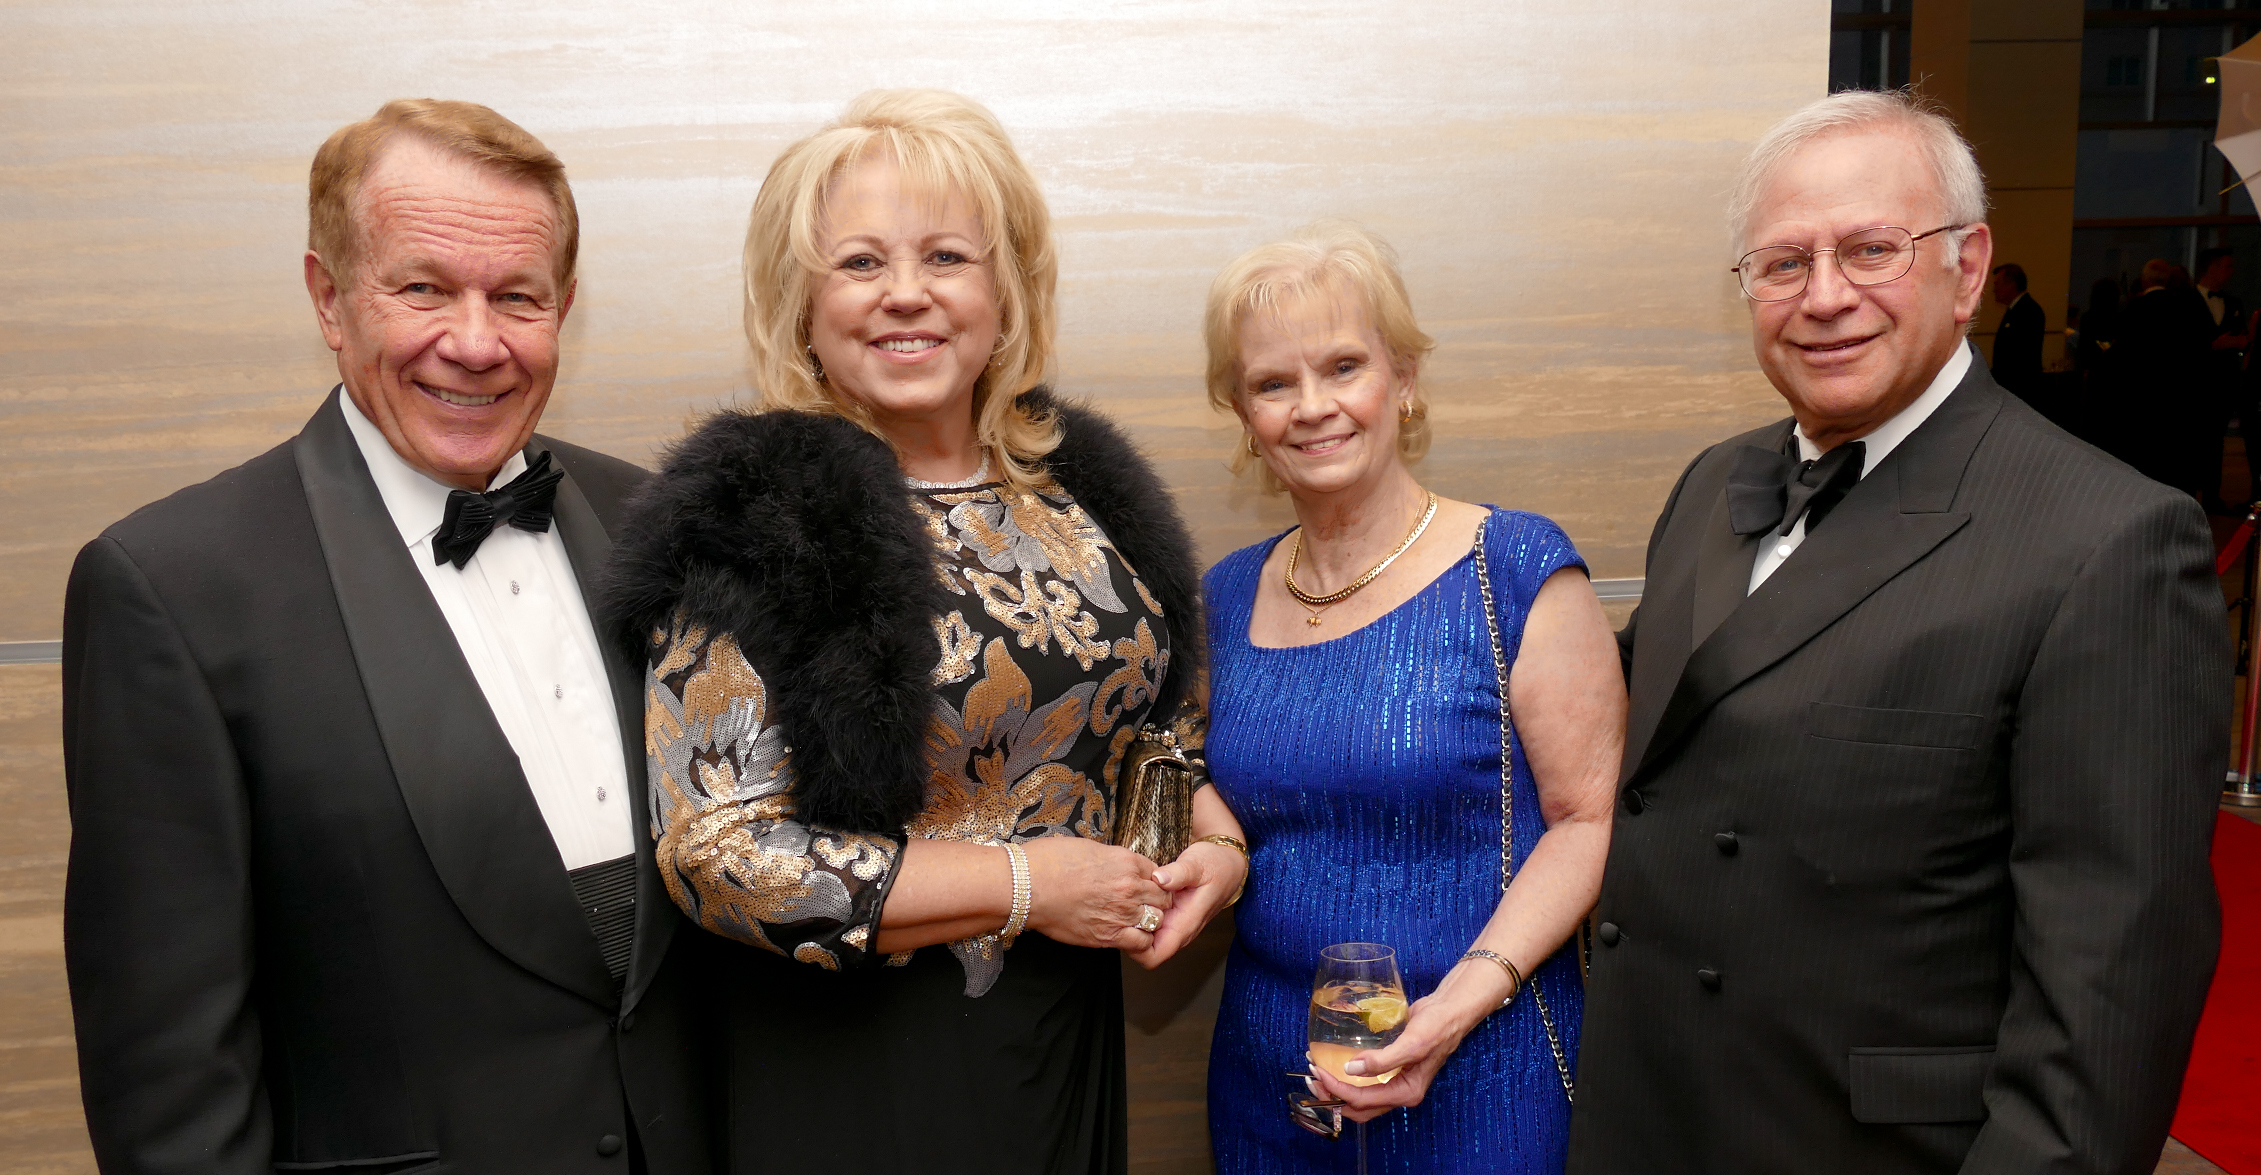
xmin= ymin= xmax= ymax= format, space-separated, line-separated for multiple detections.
xmin=1567 ymin=90 xmax=2226 ymax=1175
xmin=1986 ymin=262 xmax=2043 ymax=400
xmin=63 ymin=100 xmax=713 ymax=1173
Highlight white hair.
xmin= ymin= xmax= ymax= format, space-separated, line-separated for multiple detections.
xmin=1727 ymin=89 xmax=1988 ymax=260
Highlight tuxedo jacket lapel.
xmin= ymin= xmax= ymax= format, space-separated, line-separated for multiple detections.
xmin=1633 ymin=362 xmax=1999 ymax=782
xmin=295 ymin=391 xmax=616 ymax=1007
xmin=538 ymin=444 xmax=677 ymax=1009
xmin=1621 ymin=422 xmax=1785 ymax=774
xmin=1690 ymin=462 xmax=1774 ymax=648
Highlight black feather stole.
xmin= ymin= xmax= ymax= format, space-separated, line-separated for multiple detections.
xmin=600 ymin=389 xmax=1205 ymax=834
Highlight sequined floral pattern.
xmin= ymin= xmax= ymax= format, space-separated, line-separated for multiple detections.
xmin=646 ymin=619 xmax=900 ymax=971
xmin=646 ymin=477 xmax=1200 ymax=992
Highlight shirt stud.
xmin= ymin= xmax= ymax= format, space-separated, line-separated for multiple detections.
xmin=597 ymin=786 xmax=607 ymax=802
xmin=511 ymin=580 xmax=521 ymax=595
xmin=554 ymin=684 xmax=563 ymax=699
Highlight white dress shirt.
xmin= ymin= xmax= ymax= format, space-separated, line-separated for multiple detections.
xmin=341 ymin=392 xmax=635 ymax=870
xmin=1748 ymin=341 xmax=1972 ymax=594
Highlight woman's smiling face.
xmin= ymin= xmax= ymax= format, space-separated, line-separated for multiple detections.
xmin=1235 ymin=287 xmax=1414 ymax=502
xmin=806 ymin=154 xmax=1001 ymax=436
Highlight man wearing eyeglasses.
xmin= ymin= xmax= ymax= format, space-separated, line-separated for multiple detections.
xmin=1569 ymin=90 xmax=2227 ymax=1175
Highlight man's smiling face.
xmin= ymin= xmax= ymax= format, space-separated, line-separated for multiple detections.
xmin=1743 ymin=126 xmax=1989 ymax=449
xmin=306 ymin=134 xmax=572 ymax=491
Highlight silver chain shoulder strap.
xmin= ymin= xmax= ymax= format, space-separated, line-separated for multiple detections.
xmin=1471 ymin=525 xmax=1577 ymax=1104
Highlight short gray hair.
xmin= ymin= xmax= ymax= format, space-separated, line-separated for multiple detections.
xmin=1727 ymin=89 xmax=1987 ymax=258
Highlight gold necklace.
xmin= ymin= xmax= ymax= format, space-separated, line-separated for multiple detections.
xmin=1285 ymin=491 xmax=1439 ymax=625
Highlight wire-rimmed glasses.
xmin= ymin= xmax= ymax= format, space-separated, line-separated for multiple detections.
xmin=1731 ymin=224 xmax=1966 ymax=302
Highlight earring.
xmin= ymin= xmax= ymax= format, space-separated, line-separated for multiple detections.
xmin=1244 ymin=434 xmax=1260 ymax=458
xmin=807 ymin=344 xmax=826 ymax=383
xmin=1400 ymin=400 xmax=1415 ymax=423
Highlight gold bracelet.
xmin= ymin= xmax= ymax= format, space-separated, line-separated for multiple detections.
xmin=1198 ymin=833 xmax=1249 ymax=856
xmin=1460 ymin=949 xmax=1523 ymax=1006
xmin=1197 ymin=834 xmax=1250 ymax=906
xmin=1000 ymin=842 xmax=1032 ymax=942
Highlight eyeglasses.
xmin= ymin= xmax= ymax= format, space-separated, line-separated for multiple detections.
xmin=1286 ymin=1072 xmax=1346 ymax=1140
xmin=1731 ymin=225 xmax=1966 ymax=302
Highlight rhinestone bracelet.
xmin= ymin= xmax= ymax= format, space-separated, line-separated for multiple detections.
xmin=1460 ymin=948 xmax=1524 ymax=1007
xmin=1000 ymin=842 xmax=1032 ymax=942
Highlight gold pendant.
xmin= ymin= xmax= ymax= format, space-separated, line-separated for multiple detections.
xmin=1306 ymin=615 xmax=1323 ymax=627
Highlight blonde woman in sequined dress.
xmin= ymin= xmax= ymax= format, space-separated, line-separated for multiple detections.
xmin=602 ymin=90 xmax=1247 ymax=1175
xmin=1197 ymin=224 xmax=1623 ymax=1174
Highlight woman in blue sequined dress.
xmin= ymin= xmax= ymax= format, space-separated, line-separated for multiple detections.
xmin=1192 ymin=225 xmax=1626 ymax=1174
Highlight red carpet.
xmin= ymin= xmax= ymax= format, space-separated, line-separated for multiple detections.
xmin=2173 ymin=812 xmax=2261 ymax=1174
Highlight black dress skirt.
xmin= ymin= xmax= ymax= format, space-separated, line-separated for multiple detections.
xmin=720 ymin=933 xmax=1127 ymax=1173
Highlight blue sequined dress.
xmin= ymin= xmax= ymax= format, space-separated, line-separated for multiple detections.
xmin=1204 ymin=508 xmax=1586 ymax=1174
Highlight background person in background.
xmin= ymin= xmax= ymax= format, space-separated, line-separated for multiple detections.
xmin=601 ymin=89 xmax=1246 ymax=1175
xmin=2071 ymin=275 xmax=2121 ymax=445
xmin=1570 ymin=89 xmax=2225 ymax=1175
xmin=2196 ymin=246 xmax=2252 ymax=509
xmin=61 ymin=100 xmax=715 ymax=1173
xmin=1197 ymin=222 xmax=1621 ymax=1174
xmin=2111 ymin=258 xmax=2218 ymax=494
xmin=1987 ymin=262 xmax=2042 ymax=401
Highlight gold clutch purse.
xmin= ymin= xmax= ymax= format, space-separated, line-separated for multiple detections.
xmin=1111 ymin=724 xmax=1197 ymax=866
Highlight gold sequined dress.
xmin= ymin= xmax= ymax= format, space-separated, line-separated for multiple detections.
xmin=643 ymin=467 xmax=1186 ymax=1174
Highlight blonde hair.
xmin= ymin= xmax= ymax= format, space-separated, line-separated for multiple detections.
xmin=308 ymin=98 xmax=577 ymax=286
xmin=742 ymin=88 xmax=1062 ymax=484
xmin=1203 ymin=221 xmax=1436 ymax=493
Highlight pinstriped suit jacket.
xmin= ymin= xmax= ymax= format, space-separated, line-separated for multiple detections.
xmin=1566 ymin=354 xmax=2228 ymax=1175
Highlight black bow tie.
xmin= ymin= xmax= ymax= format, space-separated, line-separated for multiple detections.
xmin=1726 ymin=439 xmax=1866 ymax=539
xmin=432 ymin=450 xmax=565 ymax=569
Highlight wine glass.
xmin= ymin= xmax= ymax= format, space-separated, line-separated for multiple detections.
xmin=1309 ymin=942 xmax=1406 ymax=1174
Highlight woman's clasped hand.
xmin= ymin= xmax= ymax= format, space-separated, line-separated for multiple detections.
xmin=1021 ymin=838 xmax=1172 ymax=953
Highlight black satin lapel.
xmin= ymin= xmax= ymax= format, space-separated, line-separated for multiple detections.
xmin=539 ymin=448 xmax=678 ymax=1009
xmin=1633 ymin=469 xmax=1970 ymax=781
xmin=1621 ymin=537 xmax=1700 ymax=777
xmin=1691 ymin=490 xmax=1764 ymax=648
xmin=295 ymin=393 xmax=616 ymax=1007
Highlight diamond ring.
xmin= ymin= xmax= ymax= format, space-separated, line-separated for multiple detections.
xmin=1136 ymin=904 xmax=1163 ymax=933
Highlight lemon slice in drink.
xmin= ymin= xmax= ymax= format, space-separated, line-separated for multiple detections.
xmin=1356 ymin=995 xmax=1408 ymax=1034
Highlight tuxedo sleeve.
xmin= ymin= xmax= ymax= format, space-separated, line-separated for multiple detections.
xmin=62 ymin=535 xmax=272 ymax=1173
xmin=1962 ymin=494 xmax=2226 ymax=1175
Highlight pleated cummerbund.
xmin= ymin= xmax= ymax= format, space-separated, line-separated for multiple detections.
xmin=566 ymin=854 xmax=636 ymax=984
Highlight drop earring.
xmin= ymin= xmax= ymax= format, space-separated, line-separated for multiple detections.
xmin=1400 ymin=400 xmax=1414 ymax=423
xmin=807 ymin=344 xmax=826 ymax=383
xmin=1244 ymin=434 xmax=1260 ymax=457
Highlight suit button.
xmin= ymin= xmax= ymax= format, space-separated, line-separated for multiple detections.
xmin=1714 ymin=831 xmax=1739 ymax=856
xmin=1697 ymin=968 xmax=1722 ymax=991
xmin=1622 ymin=789 xmax=1646 ymax=815
xmin=596 ymin=1134 xmax=624 ymax=1157
xmin=1597 ymin=922 xmax=1621 ymax=947
xmin=619 ymin=1012 xmax=636 ymax=1033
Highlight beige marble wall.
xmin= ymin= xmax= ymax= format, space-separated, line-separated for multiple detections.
xmin=1 ymin=0 xmax=1825 ymax=640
